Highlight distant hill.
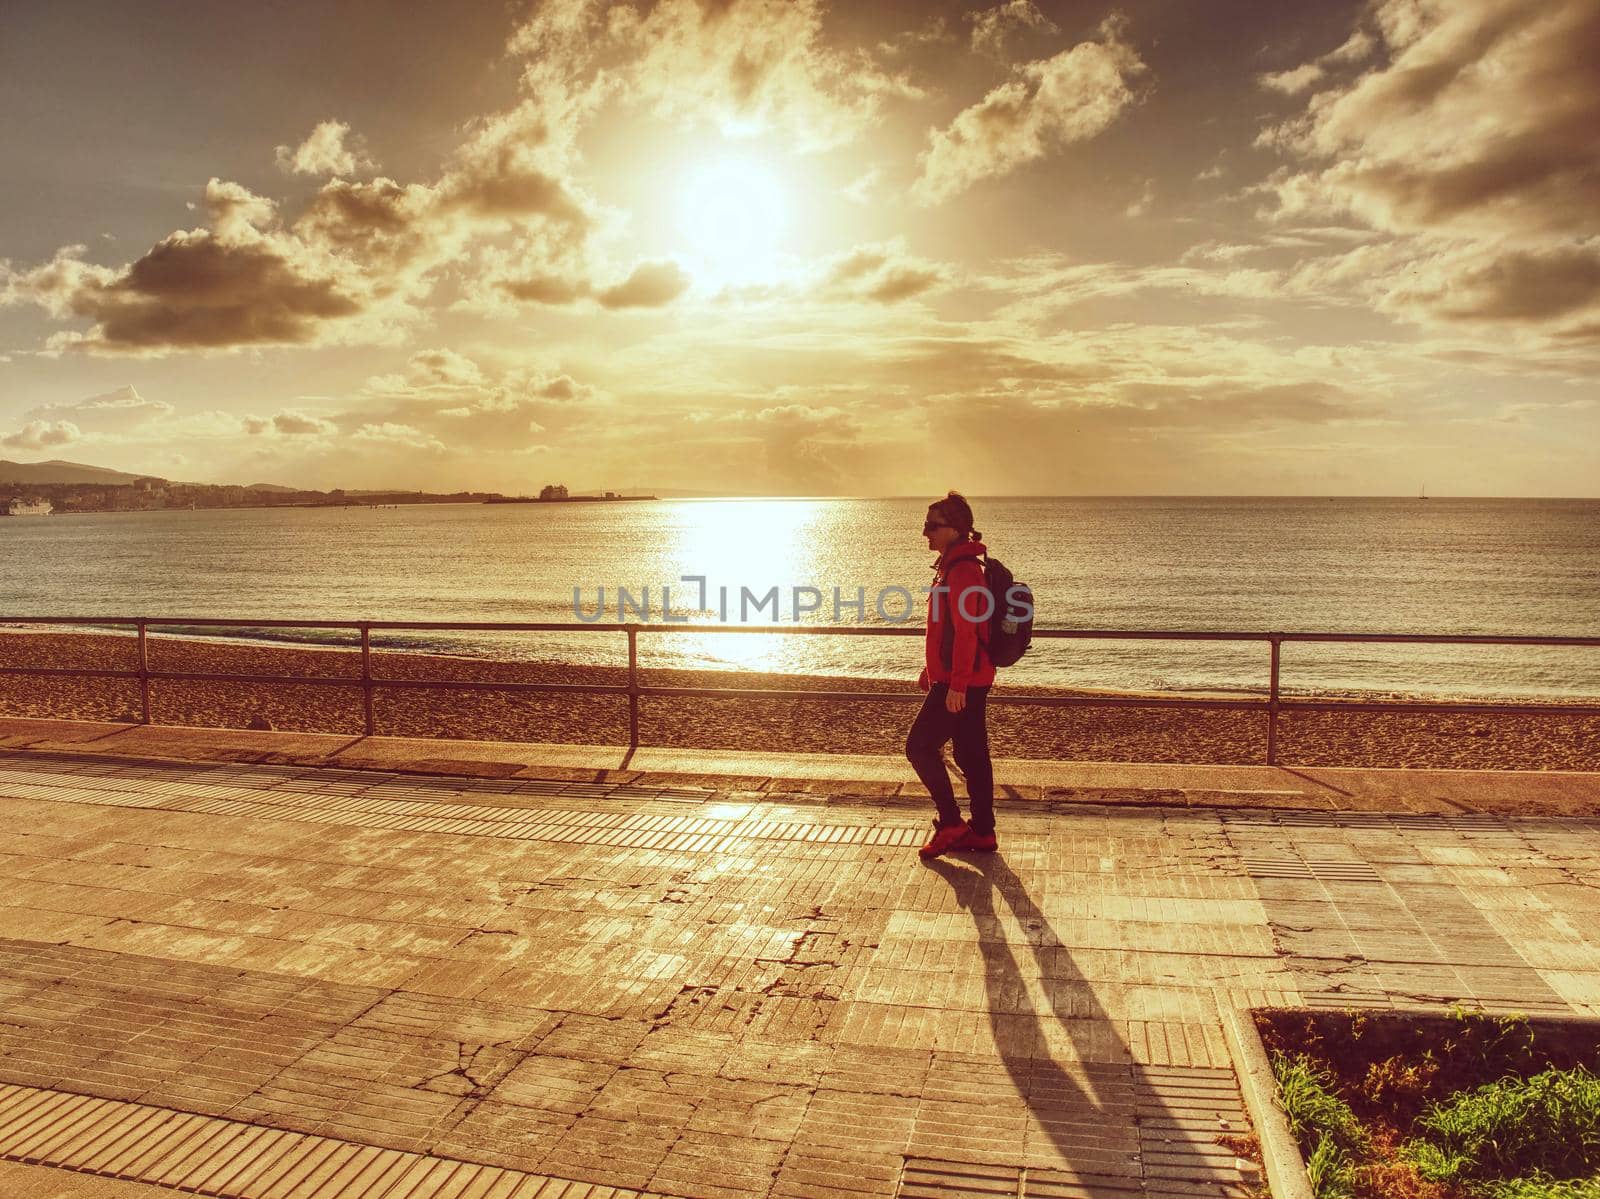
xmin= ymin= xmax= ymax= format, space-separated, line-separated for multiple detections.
xmin=0 ymin=458 xmax=146 ymax=485
xmin=1 ymin=459 xmax=740 ymax=498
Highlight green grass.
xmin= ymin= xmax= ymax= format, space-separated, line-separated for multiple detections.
xmin=1403 ymin=1066 xmax=1600 ymax=1186
xmin=1270 ymin=1050 xmax=1370 ymax=1197
xmin=1304 ymin=1131 xmax=1358 ymax=1199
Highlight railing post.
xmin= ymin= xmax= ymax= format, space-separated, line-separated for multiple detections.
xmin=626 ymin=624 xmax=640 ymax=749
xmin=360 ymin=624 xmax=375 ymax=736
xmin=137 ymin=620 xmax=151 ymax=725
xmin=1267 ymin=634 xmax=1281 ymax=766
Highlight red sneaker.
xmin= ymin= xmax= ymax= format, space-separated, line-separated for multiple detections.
xmin=919 ymin=820 xmax=970 ymax=859
xmin=953 ymin=828 xmax=998 ymax=852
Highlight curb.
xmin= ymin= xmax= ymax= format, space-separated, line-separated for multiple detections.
xmin=1216 ymin=997 xmax=1314 ymax=1199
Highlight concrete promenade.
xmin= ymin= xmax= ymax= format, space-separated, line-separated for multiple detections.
xmin=1 ymin=717 xmax=1598 ymax=1198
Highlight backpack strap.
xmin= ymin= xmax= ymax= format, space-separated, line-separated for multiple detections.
xmin=937 ymin=551 xmax=987 ymax=672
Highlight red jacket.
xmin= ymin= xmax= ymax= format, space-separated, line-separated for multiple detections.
xmin=924 ymin=539 xmax=996 ymax=693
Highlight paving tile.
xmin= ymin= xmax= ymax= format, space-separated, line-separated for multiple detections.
xmin=0 ymin=750 xmax=1594 ymax=1197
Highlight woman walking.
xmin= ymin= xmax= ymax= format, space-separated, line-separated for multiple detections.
xmin=907 ymin=491 xmax=998 ymax=859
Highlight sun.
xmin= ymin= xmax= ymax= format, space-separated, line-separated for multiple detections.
xmin=677 ymin=157 xmax=789 ymax=286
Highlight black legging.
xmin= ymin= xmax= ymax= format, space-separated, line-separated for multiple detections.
xmin=904 ymin=681 xmax=995 ymax=834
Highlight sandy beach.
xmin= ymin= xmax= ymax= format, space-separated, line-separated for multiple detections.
xmin=1 ymin=629 xmax=1596 ymax=770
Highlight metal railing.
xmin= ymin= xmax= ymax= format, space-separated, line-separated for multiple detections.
xmin=2 ymin=616 xmax=1598 ymax=765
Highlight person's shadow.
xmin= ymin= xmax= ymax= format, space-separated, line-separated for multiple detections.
xmin=921 ymin=852 xmax=1193 ymax=1188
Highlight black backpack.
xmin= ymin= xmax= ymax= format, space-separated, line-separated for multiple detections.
xmin=939 ymin=554 xmax=1035 ymax=670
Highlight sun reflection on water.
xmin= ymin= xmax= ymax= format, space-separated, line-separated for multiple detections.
xmin=664 ymin=498 xmax=829 ymax=674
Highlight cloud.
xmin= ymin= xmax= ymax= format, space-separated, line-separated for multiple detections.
xmin=359 ymin=352 xmax=598 ymax=411
xmin=274 ymin=120 xmax=377 ymax=177
xmin=1258 ymin=29 xmax=1374 ymax=94
xmin=245 ymin=410 xmax=339 ymax=437
xmin=820 ymin=242 xmax=949 ymax=303
xmin=596 ymin=260 xmax=690 ymax=309
xmin=2 ymin=420 xmax=81 ymax=450
xmin=1 ymin=0 xmax=928 ymax=355
xmin=1258 ymin=63 xmax=1324 ymax=96
xmin=436 ymin=99 xmax=597 ymax=230
xmin=351 ymin=422 xmax=446 ymax=452
xmin=598 ymin=0 xmax=923 ymax=151
xmin=1125 ymin=178 xmax=1155 ymax=218
xmin=913 ymin=18 xmax=1146 ymax=204
xmin=751 ymin=402 xmax=861 ymax=490
xmin=1 ymin=180 xmax=373 ymax=355
xmin=969 ymin=1 xmax=1059 ymax=61
xmin=406 ymin=348 xmax=485 ymax=388
xmin=877 ymin=18 xmax=957 ymax=60
xmin=1263 ymin=0 xmax=1600 ymax=239
xmin=841 ymin=167 xmax=879 ymax=205
xmin=1 ymin=19 xmax=607 ymax=356
xmin=292 ymin=176 xmax=440 ymax=267
xmin=496 ymin=272 xmax=591 ymax=306
xmin=332 ymin=351 xmax=603 ymax=471
xmin=23 ymin=384 xmax=175 ymax=430
xmin=1379 ymin=241 xmax=1600 ymax=339
xmin=1255 ymin=0 xmax=1600 ymax=351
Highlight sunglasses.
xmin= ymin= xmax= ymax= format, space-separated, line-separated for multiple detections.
xmin=922 ymin=519 xmax=951 ymax=534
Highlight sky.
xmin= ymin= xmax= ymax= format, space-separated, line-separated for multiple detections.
xmin=1 ymin=0 xmax=1596 ymax=497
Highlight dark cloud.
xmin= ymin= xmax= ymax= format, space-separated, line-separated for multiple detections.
xmin=1258 ymin=0 xmax=1600 ymax=352
xmin=1381 ymin=242 xmax=1600 ymax=338
xmin=293 ymin=177 xmax=438 ymax=265
xmin=1267 ymin=0 xmax=1600 ymax=239
xmin=1 ymin=181 xmax=369 ymax=355
xmin=80 ymin=233 xmax=360 ymax=351
xmin=3 ymin=35 xmax=604 ymax=354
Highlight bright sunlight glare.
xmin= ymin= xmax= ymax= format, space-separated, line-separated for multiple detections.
xmin=677 ymin=157 xmax=789 ymax=285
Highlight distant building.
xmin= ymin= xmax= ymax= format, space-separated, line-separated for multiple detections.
xmin=539 ymin=483 xmax=569 ymax=501
xmin=0 ymin=498 xmax=53 ymax=516
xmin=604 ymin=491 xmax=619 ymax=499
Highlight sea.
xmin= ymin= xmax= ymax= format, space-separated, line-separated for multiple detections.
xmin=2 ymin=496 xmax=1597 ymax=700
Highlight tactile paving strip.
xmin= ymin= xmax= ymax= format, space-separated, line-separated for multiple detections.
xmin=898 ymin=1066 xmax=1255 ymax=1199
xmin=0 ymin=1081 xmax=674 ymax=1198
xmin=1222 ymin=809 xmax=1508 ymax=832
xmin=1297 ymin=990 xmax=1577 ymax=1016
xmin=0 ymin=755 xmax=925 ymax=851
xmin=0 ymin=749 xmax=716 ymax=803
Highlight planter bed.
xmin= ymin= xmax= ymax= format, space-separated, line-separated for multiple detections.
xmin=1249 ymin=1007 xmax=1600 ymax=1199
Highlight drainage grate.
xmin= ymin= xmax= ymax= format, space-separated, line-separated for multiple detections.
xmin=1240 ymin=855 xmax=1382 ymax=882
xmin=0 ymin=1081 xmax=674 ymax=1198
